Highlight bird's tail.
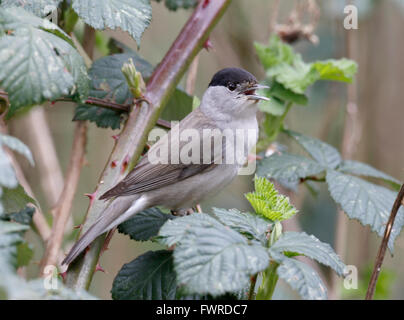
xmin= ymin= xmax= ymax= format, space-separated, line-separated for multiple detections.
xmin=62 ymin=195 xmax=147 ymax=267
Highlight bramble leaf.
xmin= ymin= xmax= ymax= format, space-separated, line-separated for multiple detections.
xmin=111 ymin=250 xmax=177 ymax=300
xmin=0 ymin=0 xmax=61 ymax=17
xmin=118 ymin=207 xmax=176 ymax=241
xmin=326 ymin=170 xmax=404 ymax=252
xmin=72 ymin=0 xmax=152 ymax=45
xmin=270 ymin=232 xmax=346 ymax=276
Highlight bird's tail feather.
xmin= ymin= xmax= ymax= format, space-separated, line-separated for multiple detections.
xmin=62 ymin=195 xmax=146 ymax=266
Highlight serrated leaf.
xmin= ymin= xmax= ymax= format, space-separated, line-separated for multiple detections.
xmin=256 ymin=35 xmax=357 ymax=95
xmin=268 ymin=54 xmax=318 ymax=95
xmin=286 ymin=130 xmax=341 ymax=169
xmin=326 ymin=170 xmax=404 ymax=252
xmin=158 ymin=213 xmax=216 ymax=247
xmin=257 ymin=152 xmax=325 ymax=184
xmin=0 ymin=7 xmax=88 ymax=114
xmin=0 ymin=134 xmax=34 ymax=165
xmin=245 ymin=177 xmax=297 ymax=221
xmin=338 ymin=160 xmax=401 ymax=187
xmin=212 ymin=207 xmax=272 ymax=243
xmin=270 ymin=232 xmax=346 ymax=276
xmin=267 ymin=81 xmax=308 ymax=106
xmin=111 ymin=250 xmax=177 ymax=300
xmin=271 ymin=252 xmax=327 ymax=300
xmin=171 ymin=214 xmax=269 ymax=296
xmin=254 ymin=35 xmax=295 ymax=70
xmin=118 ymin=207 xmax=176 ymax=241
xmin=1 ymin=0 xmax=61 ymax=17
xmin=312 ymin=59 xmax=358 ymax=83
xmin=72 ymin=0 xmax=152 ymax=45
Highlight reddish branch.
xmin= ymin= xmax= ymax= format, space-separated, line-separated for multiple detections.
xmin=365 ymin=184 xmax=404 ymax=300
xmin=65 ymin=0 xmax=232 ymax=290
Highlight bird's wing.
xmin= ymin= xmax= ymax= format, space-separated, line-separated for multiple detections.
xmin=100 ymin=109 xmax=224 ymax=200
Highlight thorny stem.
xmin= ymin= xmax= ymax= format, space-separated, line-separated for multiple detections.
xmin=65 ymin=0 xmax=232 ymax=290
xmin=365 ymin=184 xmax=404 ymax=300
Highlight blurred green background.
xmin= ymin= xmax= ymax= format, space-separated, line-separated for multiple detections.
xmin=8 ymin=0 xmax=404 ymax=299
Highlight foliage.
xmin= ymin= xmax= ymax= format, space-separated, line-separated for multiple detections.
xmin=113 ymin=177 xmax=345 ymax=300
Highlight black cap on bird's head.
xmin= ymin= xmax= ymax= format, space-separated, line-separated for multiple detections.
xmin=208 ymin=67 xmax=269 ymax=101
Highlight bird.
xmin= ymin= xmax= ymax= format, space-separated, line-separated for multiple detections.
xmin=62 ymin=67 xmax=269 ymax=266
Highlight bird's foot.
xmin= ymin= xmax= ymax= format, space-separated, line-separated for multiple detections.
xmin=171 ymin=208 xmax=194 ymax=216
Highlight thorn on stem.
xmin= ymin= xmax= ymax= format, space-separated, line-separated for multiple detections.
xmin=95 ymin=263 xmax=105 ymax=273
xmin=203 ymin=38 xmax=213 ymax=51
xmin=73 ymin=224 xmax=82 ymax=230
xmin=121 ymin=154 xmax=130 ymax=174
xmin=202 ymin=0 xmax=210 ymax=8
xmin=112 ymin=134 xmax=120 ymax=142
xmin=111 ymin=160 xmax=118 ymax=168
xmin=84 ymin=191 xmax=97 ymax=207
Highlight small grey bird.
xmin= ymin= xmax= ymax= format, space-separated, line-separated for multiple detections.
xmin=62 ymin=67 xmax=269 ymax=266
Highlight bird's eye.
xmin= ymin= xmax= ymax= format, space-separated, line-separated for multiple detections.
xmin=228 ymin=83 xmax=237 ymax=91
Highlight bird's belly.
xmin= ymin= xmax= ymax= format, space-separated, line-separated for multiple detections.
xmin=146 ymin=164 xmax=238 ymax=210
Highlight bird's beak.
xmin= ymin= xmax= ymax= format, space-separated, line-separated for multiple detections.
xmin=241 ymin=84 xmax=270 ymax=101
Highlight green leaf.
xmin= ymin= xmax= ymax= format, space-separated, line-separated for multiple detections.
xmin=312 ymin=59 xmax=358 ymax=83
xmin=73 ymin=52 xmax=152 ymax=129
xmin=72 ymin=0 xmax=152 ymax=45
xmin=267 ymin=81 xmax=308 ymax=106
xmin=271 ymin=252 xmax=327 ymax=300
xmin=326 ymin=170 xmax=404 ymax=252
xmin=118 ymin=207 xmax=176 ymax=241
xmin=154 ymin=0 xmax=197 ymax=11
xmin=0 ymin=7 xmax=89 ymax=114
xmin=338 ymin=160 xmax=401 ymax=188
xmin=286 ymin=130 xmax=341 ymax=169
xmin=270 ymin=232 xmax=346 ymax=276
xmin=0 ymin=185 xmax=35 ymax=217
xmin=256 ymin=36 xmax=357 ymax=95
xmin=268 ymin=54 xmax=318 ymax=95
xmin=111 ymin=250 xmax=177 ymax=300
xmin=1 ymin=0 xmax=61 ymax=17
xmin=257 ymin=152 xmax=325 ymax=184
xmin=245 ymin=177 xmax=297 ymax=221
xmin=160 ymin=87 xmax=193 ymax=122
xmin=0 ymin=134 xmax=34 ymax=166
xmin=158 ymin=213 xmax=216 ymax=247
xmin=169 ymin=214 xmax=269 ymax=296
xmin=212 ymin=207 xmax=272 ymax=244
xmin=254 ymin=35 xmax=295 ymax=70
xmin=258 ymin=96 xmax=286 ymax=116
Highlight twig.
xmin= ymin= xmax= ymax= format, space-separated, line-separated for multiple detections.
xmin=16 ymin=107 xmax=64 ymax=210
xmin=65 ymin=0 xmax=232 ymax=290
xmin=365 ymin=184 xmax=404 ymax=300
xmin=39 ymin=121 xmax=87 ymax=275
